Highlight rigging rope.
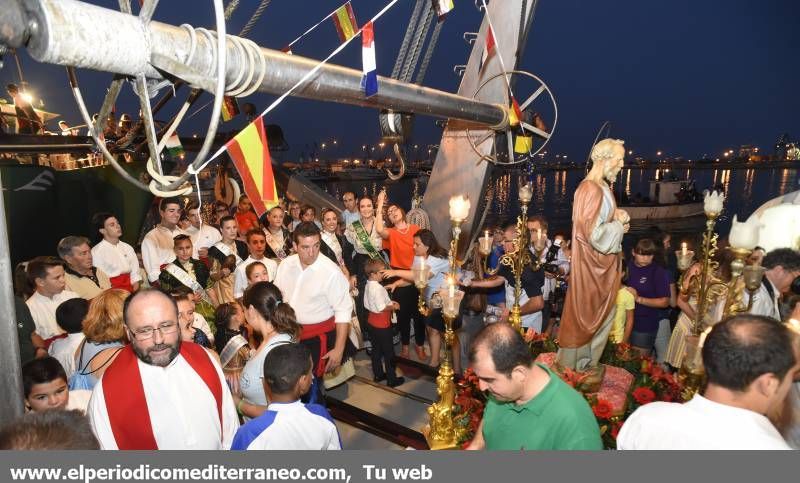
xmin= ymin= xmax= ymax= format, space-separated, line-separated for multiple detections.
xmin=391 ymin=0 xmax=425 ymax=79
xmin=238 ymin=0 xmax=272 ymax=37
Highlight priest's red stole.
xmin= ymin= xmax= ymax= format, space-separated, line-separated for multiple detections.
xmin=102 ymin=343 xmax=223 ymax=449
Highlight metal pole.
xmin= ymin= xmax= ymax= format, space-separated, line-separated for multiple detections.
xmin=0 ymin=169 xmax=25 ymax=426
xmin=15 ymin=0 xmax=507 ymax=129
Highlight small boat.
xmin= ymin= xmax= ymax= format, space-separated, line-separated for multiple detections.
xmin=619 ymin=179 xmax=704 ymax=221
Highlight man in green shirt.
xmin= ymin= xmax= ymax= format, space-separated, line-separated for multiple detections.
xmin=466 ymin=323 xmax=602 ymax=450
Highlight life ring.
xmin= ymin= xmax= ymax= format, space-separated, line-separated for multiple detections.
xmin=214 ymin=174 xmax=241 ymax=209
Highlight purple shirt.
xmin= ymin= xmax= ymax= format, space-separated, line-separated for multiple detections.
xmin=628 ymin=261 xmax=671 ymax=334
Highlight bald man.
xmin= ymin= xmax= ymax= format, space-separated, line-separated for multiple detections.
xmin=88 ymin=289 xmax=238 ymax=449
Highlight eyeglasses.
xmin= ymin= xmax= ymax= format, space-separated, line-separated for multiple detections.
xmin=130 ymin=321 xmax=178 ymax=341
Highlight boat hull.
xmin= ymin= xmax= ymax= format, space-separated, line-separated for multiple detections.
xmin=620 ymin=202 xmax=704 ymax=220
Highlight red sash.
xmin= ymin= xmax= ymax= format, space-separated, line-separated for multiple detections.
xmin=102 ymin=343 xmax=223 ymax=450
xmin=299 ymin=316 xmax=335 ymax=377
xmin=367 ymin=310 xmax=391 ymax=329
xmin=109 ymin=273 xmax=133 ymax=292
xmin=43 ymin=333 xmax=68 ymax=349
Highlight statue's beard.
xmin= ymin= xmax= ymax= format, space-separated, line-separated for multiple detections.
xmin=603 ymin=167 xmax=620 ymax=183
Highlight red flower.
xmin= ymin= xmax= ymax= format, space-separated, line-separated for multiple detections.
xmin=592 ymin=399 xmax=614 ymax=419
xmin=632 ymin=386 xmax=656 ymax=405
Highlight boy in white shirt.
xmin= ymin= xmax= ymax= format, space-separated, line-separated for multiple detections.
xmin=231 ymin=344 xmax=341 ymax=450
xmin=363 ymin=259 xmax=403 ymax=387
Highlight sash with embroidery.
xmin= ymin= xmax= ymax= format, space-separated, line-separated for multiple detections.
xmin=219 ymin=334 xmax=249 ymax=368
xmin=165 ymin=263 xmax=214 ymax=305
xmin=264 ymin=229 xmax=288 ymax=260
xmin=322 ymin=232 xmax=346 ymax=267
xmin=352 ymin=220 xmax=384 ymax=263
xmin=102 ymin=343 xmax=223 ymax=449
xmin=210 ymin=241 xmax=243 ymax=267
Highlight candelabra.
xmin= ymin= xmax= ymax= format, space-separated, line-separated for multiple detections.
xmin=676 ymin=191 xmax=764 ymax=399
xmin=424 ymin=195 xmax=469 ymax=450
xmin=411 ymin=262 xmax=433 ymax=317
xmin=476 ymin=182 xmax=547 ymax=333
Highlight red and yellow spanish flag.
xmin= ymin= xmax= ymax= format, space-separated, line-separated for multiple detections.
xmin=333 ymin=2 xmax=358 ymax=42
xmin=225 ymin=117 xmax=278 ymax=217
xmin=221 ymin=96 xmax=240 ymax=122
xmin=508 ymin=97 xmax=523 ymax=127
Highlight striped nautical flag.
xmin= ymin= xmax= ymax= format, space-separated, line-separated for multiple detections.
xmin=225 ymin=117 xmax=278 ymax=217
xmin=221 ymin=96 xmax=240 ymax=122
xmin=165 ymin=133 xmax=185 ymax=158
xmin=434 ymin=0 xmax=455 ymax=20
xmin=479 ymin=27 xmax=496 ymax=71
xmin=333 ymin=1 xmax=358 ymax=42
xmin=361 ymin=22 xmax=378 ymax=97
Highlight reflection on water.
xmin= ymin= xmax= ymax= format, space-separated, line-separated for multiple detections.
xmin=321 ymin=167 xmax=799 ymax=238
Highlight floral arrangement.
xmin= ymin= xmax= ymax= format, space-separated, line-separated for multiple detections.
xmin=453 ymin=336 xmax=684 ymax=449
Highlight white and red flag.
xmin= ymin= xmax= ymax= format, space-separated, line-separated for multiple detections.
xmin=361 ymin=21 xmax=378 ymax=97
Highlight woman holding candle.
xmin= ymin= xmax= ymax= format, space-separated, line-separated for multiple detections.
xmin=382 ymin=230 xmax=459 ymax=370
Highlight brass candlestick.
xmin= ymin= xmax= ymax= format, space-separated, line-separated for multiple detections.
xmin=477 ymin=183 xmax=545 ymax=334
xmin=424 ymin=196 xmax=469 ymax=450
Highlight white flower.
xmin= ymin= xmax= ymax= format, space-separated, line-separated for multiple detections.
xmin=703 ymin=190 xmax=724 ymax=216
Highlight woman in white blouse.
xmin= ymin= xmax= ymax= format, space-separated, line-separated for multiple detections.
xmin=233 ymin=281 xmax=301 ymax=420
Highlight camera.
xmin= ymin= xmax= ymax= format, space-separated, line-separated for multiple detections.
xmin=542 ymin=238 xmax=562 ymax=275
xmin=791 ymin=275 xmax=800 ymax=295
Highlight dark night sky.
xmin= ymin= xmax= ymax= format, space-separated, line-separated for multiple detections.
xmin=3 ymin=0 xmax=798 ymax=162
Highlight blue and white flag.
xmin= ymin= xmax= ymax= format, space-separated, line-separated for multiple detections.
xmin=361 ymin=21 xmax=378 ymax=97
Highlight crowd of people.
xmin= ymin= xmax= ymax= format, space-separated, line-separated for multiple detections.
xmin=4 ymin=183 xmax=800 ymax=451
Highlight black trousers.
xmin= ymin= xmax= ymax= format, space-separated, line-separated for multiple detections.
xmin=352 ymin=254 xmax=372 ymax=339
xmin=392 ymin=283 xmax=425 ymax=346
xmin=366 ymin=323 xmax=399 ymax=382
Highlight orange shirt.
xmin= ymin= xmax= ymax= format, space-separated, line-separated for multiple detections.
xmin=383 ymin=225 xmax=419 ymax=269
xmin=235 ymin=211 xmax=259 ymax=234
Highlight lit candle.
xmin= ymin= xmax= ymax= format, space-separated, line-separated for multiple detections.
xmin=449 ymin=279 xmax=455 ymax=298
xmin=479 ymin=230 xmax=493 ymax=255
xmin=448 ymin=195 xmax=471 ymax=222
xmin=681 ymin=242 xmax=687 ymax=256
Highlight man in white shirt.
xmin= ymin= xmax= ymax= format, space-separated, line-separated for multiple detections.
xmin=88 ymin=289 xmax=238 ymax=449
xmin=91 ymin=212 xmax=142 ymax=292
xmin=141 ymin=197 xmax=186 ymax=284
xmin=233 ymin=229 xmax=278 ymax=299
xmin=184 ymin=200 xmax=222 ymax=261
xmin=58 ymin=236 xmax=112 ymax=300
xmin=341 ymin=191 xmax=359 ymax=227
xmin=274 ymin=222 xmax=354 ymax=377
xmin=747 ymin=248 xmax=800 ymax=320
xmin=25 ymin=257 xmax=80 ymax=344
xmin=48 ymin=298 xmax=89 ymax=379
xmin=617 ymin=314 xmax=799 ymax=450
